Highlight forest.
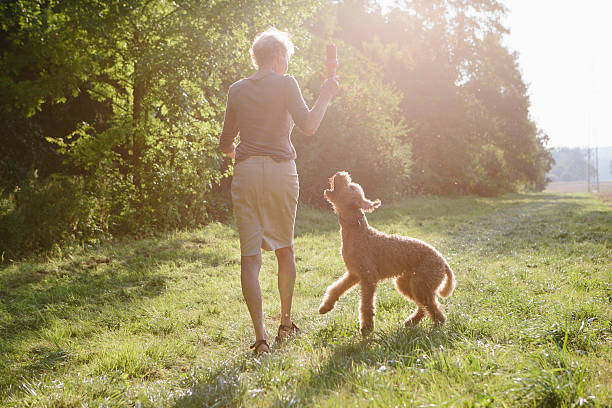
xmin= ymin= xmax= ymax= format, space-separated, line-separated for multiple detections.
xmin=548 ymin=147 xmax=612 ymax=183
xmin=0 ymin=0 xmax=553 ymax=257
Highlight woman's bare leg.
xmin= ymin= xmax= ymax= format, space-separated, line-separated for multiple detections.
xmin=241 ymin=253 xmax=267 ymax=342
xmin=275 ymin=246 xmax=296 ymax=327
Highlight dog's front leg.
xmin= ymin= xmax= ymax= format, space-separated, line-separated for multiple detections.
xmin=359 ymin=280 xmax=377 ymax=335
xmin=319 ymin=272 xmax=359 ymax=314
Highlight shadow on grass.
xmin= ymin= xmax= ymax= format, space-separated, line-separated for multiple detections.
xmin=289 ymin=324 xmax=458 ymax=405
xmin=0 ymin=237 xmax=230 ymax=399
xmin=0 ymin=269 xmax=167 ymax=397
xmin=173 ymin=356 xmax=250 ymax=408
xmin=173 ymin=324 xmax=459 ymax=407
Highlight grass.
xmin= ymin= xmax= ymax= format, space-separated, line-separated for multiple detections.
xmin=0 ymin=193 xmax=610 ymax=407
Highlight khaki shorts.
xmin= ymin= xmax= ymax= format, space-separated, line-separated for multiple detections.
xmin=231 ymin=156 xmax=299 ymax=256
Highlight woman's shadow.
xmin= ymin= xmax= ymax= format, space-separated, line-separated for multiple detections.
xmin=174 ymin=322 xmax=459 ymax=407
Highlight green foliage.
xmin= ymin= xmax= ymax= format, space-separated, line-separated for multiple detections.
xmin=468 ymin=144 xmax=513 ymax=196
xmin=0 ymin=0 xmax=85 ymax=115
xmin=0 ymin=107 xmax=77 ymax=196
xmin=1 ymin=0 xmax=556 ymax=254
xmin=0 ymin=172 xmax=102 ymax=258
xmin=1 ymin=0 xmax=321 ymax=253
xmin=51 ymin=115 xmax=230 ymax=234
xmin=0 ymin=111 xmax=48 ymax=194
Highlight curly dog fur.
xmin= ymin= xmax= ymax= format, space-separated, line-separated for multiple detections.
xmin=319 ymin=171 xmax=456 ymax=334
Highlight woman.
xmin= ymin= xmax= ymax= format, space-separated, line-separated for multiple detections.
xmin=219 ymin=27 xmax=339 ymax=354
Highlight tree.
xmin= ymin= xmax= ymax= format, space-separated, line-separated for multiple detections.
xmin=1 ymin=0 xmax=322 ymax=246
xmin=325 ymin=0 xmax=552 ymax=195
xmin=548 ymin=148 xmax=594 ymax=182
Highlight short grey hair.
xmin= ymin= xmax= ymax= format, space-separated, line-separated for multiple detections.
xmin=249 ymin=27 xmax=295 ymax=69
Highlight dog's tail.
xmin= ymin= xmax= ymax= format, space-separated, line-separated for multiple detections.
xmin=437 ymin=263 xmax=456 ymax=298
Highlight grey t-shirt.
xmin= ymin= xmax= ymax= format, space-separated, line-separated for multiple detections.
xmin=218 ymin=71 xmax=309 ymax=162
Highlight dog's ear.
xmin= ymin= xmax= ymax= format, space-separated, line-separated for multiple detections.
xmin=331 ymin=171 xmax=351 ymax=189
xmin=323 ymin=189 xmax=333 ymax=201
xmin=359 ymin=198 xmax=381 ymax=213
xmin=323 ymin=189 xmax=339 ymax=213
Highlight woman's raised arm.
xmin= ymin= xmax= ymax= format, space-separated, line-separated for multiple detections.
xmin=302 ymin=77 xmax=340 ymax=136
xmin=286 ymin=75 xmax=340 ymax=136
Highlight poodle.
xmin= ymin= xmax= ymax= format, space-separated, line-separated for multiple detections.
xmin=319 ymin=171 xmax=456 ymax=334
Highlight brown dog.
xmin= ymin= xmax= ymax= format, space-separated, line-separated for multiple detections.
xmin=319 ymin=171 xmax=456 ymax=334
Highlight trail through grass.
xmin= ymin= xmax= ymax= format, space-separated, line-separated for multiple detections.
xmin=1 ymin=193 xmax=610 ymax=407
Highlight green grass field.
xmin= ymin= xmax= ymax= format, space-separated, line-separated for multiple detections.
xmin=1 ymin=193 xmax=610 ymax=407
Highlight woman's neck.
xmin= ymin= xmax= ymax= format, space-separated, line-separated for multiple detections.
xmin=258 ymin=66 xmax=274 ymax=73
xmin=250 ymin=68 xmax=275 ymax=80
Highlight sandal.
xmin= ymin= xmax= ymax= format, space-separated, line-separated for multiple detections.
xmin=249 ymin=339 xmax=270 ymax=355
xmin=274 ymin=322 xmax=301 ymax=344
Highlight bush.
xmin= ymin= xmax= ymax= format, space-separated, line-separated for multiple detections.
xmin=50 ymin=116 xmax=230 ymax=236
xmin=468 ymin=144 xmax=514 ymax=196
xmin=0 ymin=172 xmax=103 ymax=259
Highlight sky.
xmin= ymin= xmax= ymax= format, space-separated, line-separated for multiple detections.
xmin=379 ymin=0 xmax=612 ymax=148
xmin=501 ymin=0 xmax=612 ymax=148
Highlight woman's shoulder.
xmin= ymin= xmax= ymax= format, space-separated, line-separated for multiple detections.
xmin=229 ymin=73 xmax=297 ymax=98
xmin=283 ymin=74 xmax=298 ymax=83
xmin=229 ymin=78 xmax=250 ymax=91
xmin=282 ymin=74 xmax=302 ymax=93
xmin=230 ymin=73 xmax=286 ymax=90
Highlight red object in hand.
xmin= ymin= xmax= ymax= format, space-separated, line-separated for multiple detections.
xmin=326 ymin=44 xmax=338 ymax=78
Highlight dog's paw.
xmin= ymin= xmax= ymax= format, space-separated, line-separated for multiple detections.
xmin=360 ymin=324 xmax=374 ymax=336
xmin=318 ymin=303 xmax=333 ymax=314
xmin=405 ymin=316 xmax=424 ymax=326
xmin=404 ymin=319 xmax=418 ymax=327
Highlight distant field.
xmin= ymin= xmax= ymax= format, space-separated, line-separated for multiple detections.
xmin=545 ymin=181 xmax=612 ymax=193
xmin=1 ymin=194 xmax=610 ymax=407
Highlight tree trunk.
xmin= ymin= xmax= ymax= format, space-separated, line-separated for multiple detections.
xmin=132 ymin=59 xmax=145 ymax=167
xmin=131 ymin=28 xmax=146 ymax=189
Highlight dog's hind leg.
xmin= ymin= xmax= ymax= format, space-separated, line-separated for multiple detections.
xmin=319 ymin=272 xmax=359 ymax=314
xmin=395 ymin=275 xmax=425 ymax=325
xmin=423 ymin=297 xmax=446 ymax=326
xmin=394 ymin=274 xmax=414 ymax=300
xmin=359 ymin=280 xmax=377 ymax=335
xmin=405 ymin=307 xmax=426 ymax=326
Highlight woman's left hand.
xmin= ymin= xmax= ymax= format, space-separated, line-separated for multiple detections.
xmin=223 ymin=144 xmax=236 ymax=159
xmin=321 ymin=76 xmax=340 ymax=99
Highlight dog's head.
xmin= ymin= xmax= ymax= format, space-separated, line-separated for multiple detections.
xmin=324 ymin=171 xmax=381 ymax=214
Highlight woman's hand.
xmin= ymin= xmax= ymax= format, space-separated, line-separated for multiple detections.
xmin=223 ymin=144 xmax=236 ymax=159
xmin=321 ymin=76 xmax=340 ymax=100
xmin=301 ymin=77 xmax=340 ymax=136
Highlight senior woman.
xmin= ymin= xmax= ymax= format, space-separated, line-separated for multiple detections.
xmin=219 ymin=27 xmax=339 ymax=354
